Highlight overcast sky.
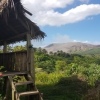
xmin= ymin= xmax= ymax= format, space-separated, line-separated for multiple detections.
xmin=19 ymin=0 xmax=100 ymax=47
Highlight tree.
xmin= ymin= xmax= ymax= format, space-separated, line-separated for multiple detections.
xmin=13 ymin=45 xmax=26 ymax=52
xmin=55 ymin=60 xmax=66 ymax=71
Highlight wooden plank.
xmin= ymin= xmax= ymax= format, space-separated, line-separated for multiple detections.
xmin=24 ymin=53 xmax=27 ymax=71
xmin=15 ymin=81 xmax=33 ymax=86
xmin=15 ymin=52 xmax=19 ymax=71
xmin=18 ymin=91 xmax=39 ymax=96
xmin=18 ymin=53 xmax=21 ymax=71
xmin=0 ymin=50 xmax=27 ymax=72
xmin=21 ymin=53 xmax=27 ymax=71
xmin=1 ymin=72 xmax=27 ymax=77
xmin=3 ymin=42 xmax=7 ymax=53
xmin=8 ymin=76 xmax=16 ymax=100
xmin=0 ymin=50 xmax=27 ymax=54
xmin=5 ymin=78 xmax=11 ymax=100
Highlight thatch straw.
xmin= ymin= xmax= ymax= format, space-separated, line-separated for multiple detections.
xmin=0 ymin=0 xmax=46 ymax=45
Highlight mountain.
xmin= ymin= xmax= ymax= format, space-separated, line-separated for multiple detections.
xmin=77 ymin=47 xmax=100 ymax=55
xmin=44 ymin=42 xmax=100 ymax=53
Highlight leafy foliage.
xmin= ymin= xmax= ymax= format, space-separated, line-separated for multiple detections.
xmin=0 ymin=46 xmax=100 ymax=99
xmin=34 ymin=48 xmax=100 ymax=99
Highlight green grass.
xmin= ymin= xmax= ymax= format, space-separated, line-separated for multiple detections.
xmin=36 ymin=72 xmax=90 ymax=100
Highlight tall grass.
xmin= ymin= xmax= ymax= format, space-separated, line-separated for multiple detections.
xmin=36 ymin=71 xmax=64 ymax=85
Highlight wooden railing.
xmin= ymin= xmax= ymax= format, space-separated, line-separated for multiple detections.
xmin=0 ymin=51 xmax=28 ymax=72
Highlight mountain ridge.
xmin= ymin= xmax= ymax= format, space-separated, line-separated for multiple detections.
xmin=44 ymin=42 xmax=100 ymax=53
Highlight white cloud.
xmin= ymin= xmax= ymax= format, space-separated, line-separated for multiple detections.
xmin=42 ymin=0 xmax=74 ymax=9
xmin=22 ymin=0 xmax=100 ymax=26
xmin=52 ymin=33 xmax=73 ymax=43
xmin=73 ymin=40 xmax=91 ymax=44
xmin=73 ymin=40 xmax=100 ymax=45
xmin=22 ymin=0 xmax=74 ymax=10
xmin=50 ymin=34 xmax=100 ymax=45
xmin=13 ymin=39 xmax=100 ymax=47
xmin=31 ymin=34 xmax=74 ymax=47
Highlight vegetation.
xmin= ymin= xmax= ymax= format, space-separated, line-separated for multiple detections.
xmin=0 ymin=46 xmax=100 ymax=100
xmin=34 ymin=48 xmax=100 ymax=100
xmin=76 ymin=47 xmax=100 ymax=55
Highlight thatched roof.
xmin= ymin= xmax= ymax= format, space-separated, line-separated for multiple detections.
xmin=0 ymin=0 xmax=46 ymax=45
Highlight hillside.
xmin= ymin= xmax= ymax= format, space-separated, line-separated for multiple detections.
xmin=44 ymin=42 xmax=100 ymax=53
xmin=77 ymin=47 xmax=100 ymax=55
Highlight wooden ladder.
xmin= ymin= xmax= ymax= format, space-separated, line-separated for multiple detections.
xmin=7 ymin=72 xmax=43 ymax=100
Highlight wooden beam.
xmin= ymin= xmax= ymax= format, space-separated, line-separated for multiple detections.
xmin=26 ymin=33 xmax=35 ymax=83
xmin=3 ymin=42 xmax=10 ymax=100
xmin=27 ymin=33 xmax=31 ymax=72
xmin=23 ymin=8 xmax=32 ymax=16
xmin=8 ymin=76 xmax=16 ymax=100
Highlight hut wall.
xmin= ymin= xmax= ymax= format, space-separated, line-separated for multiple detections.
xmin=0 ymin=51 xmax=27 ymax=72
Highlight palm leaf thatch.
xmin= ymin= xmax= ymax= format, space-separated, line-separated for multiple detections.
xmin=0 ymin=0 xmax=46 ymax=45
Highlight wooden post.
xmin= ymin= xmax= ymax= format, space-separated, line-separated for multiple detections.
xmin=3 ymin=42 xmax=10 ymax=99
xmin=27 ymin=33 xmax=31 ymax=72
xmin=8 ymin=76 xmax=16 ymax=100
xmin=3 ymin=42 xmax=7 ymax=70
xmin=3 ymin=42 xmax=7 ymax=53
xmin=26 ymin=33 xmax=35 ymax=83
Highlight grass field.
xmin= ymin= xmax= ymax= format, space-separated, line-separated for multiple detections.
xmin=36 ymin=72 xmax=90 ymax=100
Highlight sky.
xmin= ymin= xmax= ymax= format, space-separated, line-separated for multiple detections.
xmin=20 ymin=0 xmax=100 ymax=47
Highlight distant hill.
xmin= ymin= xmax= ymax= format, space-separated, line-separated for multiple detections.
xmin=44 ymin=42 xmax=100 ymax=54
xmin=76 ymin=47 xmax=100 ymax=55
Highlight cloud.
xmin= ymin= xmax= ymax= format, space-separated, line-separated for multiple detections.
xmin=34 ymin=33 xmax=100 ymax=47
xmin=13 ymin=33 xmax=100 ymax=47
xmin=73 ymin=40 xmax=90 ymax=43
xmin=31 ymin=34 xmax=73 ymax=47
xmin=73 ymin=40 xmax=100 ymax=45
xmin=22 ymin=0 xmax=100 ymax=26
xmin=22 ymin=0 xmax=74 ymax=10
xmin=52 ymin=33 xmax=73 ymax=43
